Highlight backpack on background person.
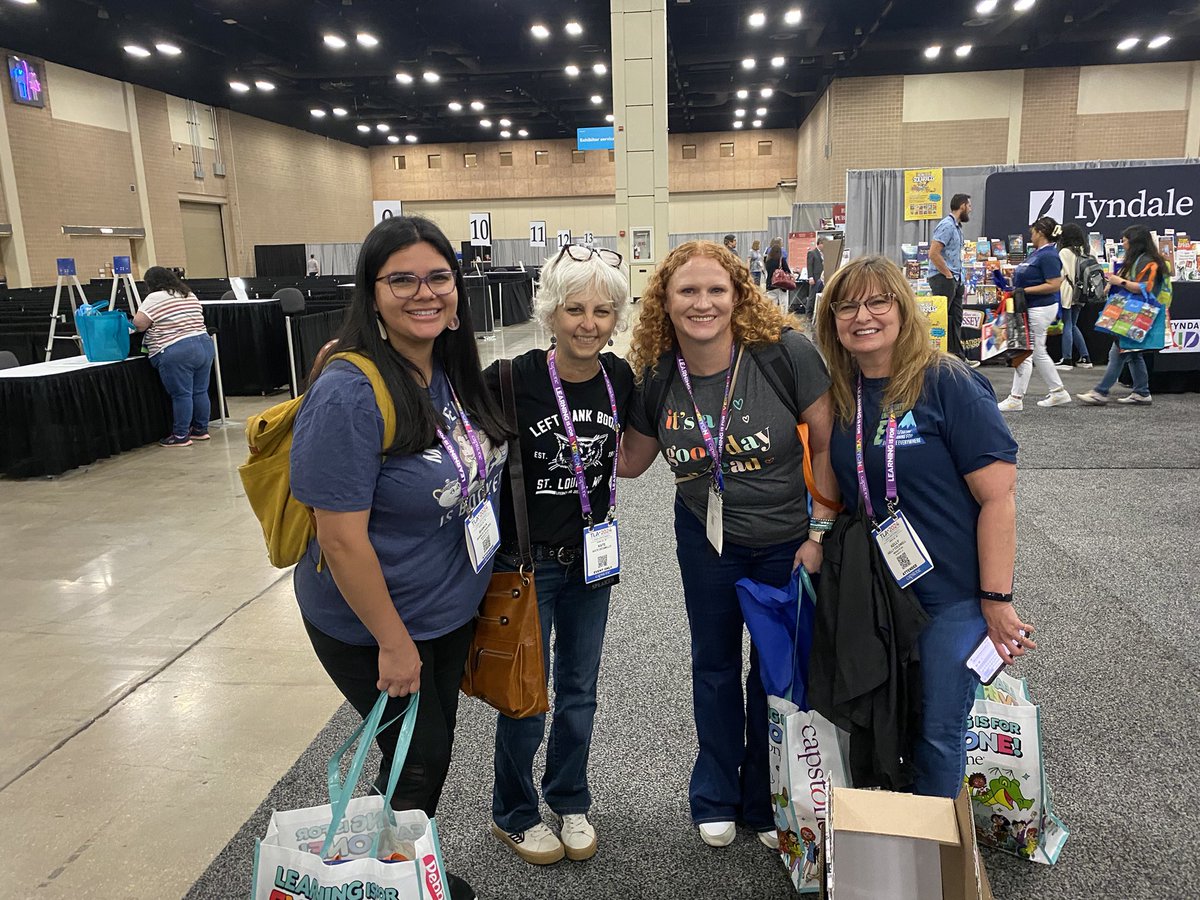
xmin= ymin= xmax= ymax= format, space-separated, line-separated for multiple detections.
xmin=1070 ymin=255 xmax=1109 ymax=307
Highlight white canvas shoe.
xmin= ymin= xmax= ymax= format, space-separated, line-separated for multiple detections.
xmin=1037 ymin=389 xmax=1073 ymax=408
xmin=997 ymin=395 xmax=1024 ymax=412
xmin=491 ymin=821 xmax=565 ymax=865
xmin=699 ymin=821 xmax=736 ymax=847
xmin=559 ymin=814 xmax=597 ymax=861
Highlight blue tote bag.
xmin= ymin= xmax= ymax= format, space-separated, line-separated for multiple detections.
xmin=74 ymin=302 xmax=132 ymax=362
xmin=736 ymin=567 xmax=817 ymax=707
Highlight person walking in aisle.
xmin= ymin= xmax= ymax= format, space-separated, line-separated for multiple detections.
xmin=764 ymin=237 xmax=792 ymax=309
xmin=484 ymin=244 xmax=635 ymax=866
xmin=291 ymin=215 xmax=511 ymax=900
xmin=724 ymin=234 xmax=738 ymax=255
xmin=1077 ymin=225 xmax=1170 ymax=407
xmin=133 ymin=266 xmax=215 ymax=447
xmin=927 ymin=193 xmax=971 ymax=361
xmin=1054 ymin=223 xmax=1093 ymax=370
xmin=806 ymin=241 xmax=825 ymax=294
xmin=996 ymin=217 xmax=1073 ymax=411
xmin=618 ymin=240 xmax=840 ymax=851
xmin=307 ymin=254 xmax=321 ymax=277
xmin=748 ymin=239 xmax=764 ymax=287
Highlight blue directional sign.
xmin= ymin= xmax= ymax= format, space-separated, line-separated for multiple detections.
xmin=576 ymin=127 xmax=615 ymax=151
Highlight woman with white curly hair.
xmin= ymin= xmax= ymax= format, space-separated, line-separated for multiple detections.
xmin=483 ymin=243 xmax=635 ymax=866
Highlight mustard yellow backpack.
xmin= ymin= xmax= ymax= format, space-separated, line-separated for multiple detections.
xmin=238 ymin=352 xmax=396 ymax=567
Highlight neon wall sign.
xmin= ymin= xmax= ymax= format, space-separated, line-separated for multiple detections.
xmin=8 ymin=56 xmax=46 ymax=108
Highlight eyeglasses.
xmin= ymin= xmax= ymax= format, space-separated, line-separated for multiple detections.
xmin=831 ymin=293 xmax=896 ymax=320
xmin=558 ymin=244 xmax=623 ymax=267
xmin=375 ymin=269 xmax=457 ymax=299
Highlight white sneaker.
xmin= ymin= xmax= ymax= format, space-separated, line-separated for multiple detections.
xmin=1054 ymin=361 xmax=1074 ymax=371
xmin=559 ymin=814 xmax=597 ymax=861
xmin=997 ymin=395 xmax=1024 ymax=412
xmin=968 ymin=359 xmax=982 ymax=369
xmin=699 ymin=821 xmax=736 ymax=847
xmin=491 ymin=821 xmax=564 ymax=865
xmin=1117 ymin=393 xmax=1153 ymax=405
xmin=1037 ymin=389 xmax=1072 ymax=408
xmin=758 ymin=829 xmax=780 ymax=849
xmin=1076 ymin=359 xmax=1093 ymax=369
xmin=1075 ymin=390 xmax=1108 ymax=405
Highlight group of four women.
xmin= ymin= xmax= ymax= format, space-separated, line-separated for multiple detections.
xmin=289 ymin=216 xmax=1033 ymax=897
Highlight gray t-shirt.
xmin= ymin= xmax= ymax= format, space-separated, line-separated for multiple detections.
xmin=629 ymin=330 xmax=831 ymax=547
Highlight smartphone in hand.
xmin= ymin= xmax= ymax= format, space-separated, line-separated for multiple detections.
xmin=966 ymin=631 xmax=1027 ymax=685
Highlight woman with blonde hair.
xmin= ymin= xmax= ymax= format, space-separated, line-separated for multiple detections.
xmin=619 ymin=240 xmax=839 ymax=849
xmin=748 ymin=239 xmax=764 ymax=287
xmin=813 ymin=255 xmax=1033 ymax=797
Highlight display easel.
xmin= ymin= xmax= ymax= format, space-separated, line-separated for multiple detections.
xmin=107 ymin=255 xmax=142 ymax=315
xmin=44 ymin=258 xmax=90 ymax=361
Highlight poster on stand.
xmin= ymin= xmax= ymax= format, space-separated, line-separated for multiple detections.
xmin=904 ymin=168 xmax=944 ymax=221
xmin=787 ymin=232 xmax=817 ymax=272
xmin=917 ymin=296 xmax=948 ymax=352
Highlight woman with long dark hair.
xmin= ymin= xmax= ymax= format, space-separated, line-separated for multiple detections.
xmin=132 ymin=266 xmax=214 ymax=446
xmin=1054 ymin=223 xmax=1093 ymax=370
xmin=1077 ymin=224 xmax=1170 ymax=406
xmin=290 ymin=216 xmax=510 ymax=900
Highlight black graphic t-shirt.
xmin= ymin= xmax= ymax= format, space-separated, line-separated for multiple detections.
xmin=485 ymin=349 xmax=635 ymax=548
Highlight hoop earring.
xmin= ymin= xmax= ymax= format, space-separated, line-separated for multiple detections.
xmin=550 ymin=335 xmax=557 ymax=346
xmin=376 ymin=316 xmax=388 ymax=340
xmin=447 ymin=315 xmax=460 ymax=331
xmin=608 ymin=338 xmax=615 ymax=346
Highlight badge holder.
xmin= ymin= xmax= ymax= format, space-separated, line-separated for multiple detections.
xmin=466 ymin=496 xmax=501 ymax=574
xmin=583 ymin=518 xmax=620 ymax=585
xmin=872 ymin=503 xmax=933 ymax=589
xmin=706 ymin=486 xmax=724 ymax=556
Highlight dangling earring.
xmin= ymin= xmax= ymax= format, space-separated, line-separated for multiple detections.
xmin=447 ymin=315 xmax=460 ymax=331
xmin=550 ymin=335 xmax=557 ymax=346
xmin=608 ymin=338 xmax=615 ymax=347
xmin=376 ymin=316 xmax=388 ymax=340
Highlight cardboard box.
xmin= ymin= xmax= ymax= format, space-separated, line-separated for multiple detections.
xmin=821 ymin=787 xmax=992 ymax=900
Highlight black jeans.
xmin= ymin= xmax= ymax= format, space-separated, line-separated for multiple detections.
xmin=303 ymin=617 xmax=476 ymax=817
xmin=928 ymin=273 xmax=966 ymax=359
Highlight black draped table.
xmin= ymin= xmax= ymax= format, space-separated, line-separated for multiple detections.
xmin=0 ymin=356 xmax=173 ymax=478
xmin=486 ymin=272 xmax=534 ymax=326
xmin=201 ymin=299 xmax=289 ymax=395
xmin=291 ymin=308 xmax=346 ymax=387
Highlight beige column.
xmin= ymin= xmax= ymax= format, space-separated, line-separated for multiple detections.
xmin=123 ymin=83 xmax=158 ymax=273
xmin=0 ymin=92 xmax=33 ymax=288
xmin=611 ymin=0 xmax=670 ymax=290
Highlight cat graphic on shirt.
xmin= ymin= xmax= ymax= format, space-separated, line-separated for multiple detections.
xmin=548 ymin=432 xmax=608 ymax=474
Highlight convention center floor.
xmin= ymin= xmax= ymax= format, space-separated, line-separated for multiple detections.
xmin=2 ymin=316 xmax=1195 ymax=899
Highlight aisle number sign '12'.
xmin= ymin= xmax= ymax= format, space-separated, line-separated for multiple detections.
xmin=530 ymin=221 xmax=547 ymax=247
xmin=470 ymin=212 xmax=492 ymax=246
xmin=557 ymin=230 xmax=573 ymax=249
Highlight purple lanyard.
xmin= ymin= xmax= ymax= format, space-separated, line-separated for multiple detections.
xmin=435 ymin=382 xmax=488 ymax=501
xmin=854 ymin=374 xmax=898 ymax=522
xmin=546 ymin=349 xmax=620 ymax=525
xmin=675 ymin=343 xmax=738 ymax=494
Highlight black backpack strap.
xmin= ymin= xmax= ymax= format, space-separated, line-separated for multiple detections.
xmin=643 ymin=353 xmax=677 ymax=429
xmin=750 ymin=332 xmax=800 ymax=421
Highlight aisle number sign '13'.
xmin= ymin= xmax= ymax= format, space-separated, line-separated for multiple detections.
xmin=469 ymin=212 xmax=492 ymax=246
xmin=530 ymin=221 xmax=547 ymax=247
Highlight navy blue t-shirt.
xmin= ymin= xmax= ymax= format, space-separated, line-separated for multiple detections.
xmin=1013 ymin=243 xmax=1062 ymax=308
xmin=290 ymin=360 xmax=507 ymax=645
xmin=830 ymin=364 xmax=1018 ymax=608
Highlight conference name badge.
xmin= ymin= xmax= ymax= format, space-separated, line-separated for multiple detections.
xmin=872 ymin=509 xmax=934 ymax=588
xmin=706 ymin=486 xmax=725 ymax=556
xmin=583 ymin=521 xmax=620 ymax=584
xmin=465 ymin=497 xmax=500 ymax=574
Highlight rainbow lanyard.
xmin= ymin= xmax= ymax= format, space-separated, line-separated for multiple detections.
xmin=435 ymin=382 xmax=488 ymax=500
xmin=854 ymin=374 xmax=898 ymax=523
xmin=675 ymin=343 xmax=738 ymax=494
xmin=546 ymin=350 xmax=620 ymax=526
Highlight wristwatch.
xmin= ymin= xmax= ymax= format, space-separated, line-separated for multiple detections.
xmin=807 ymin=529 xmax=826 ymax=545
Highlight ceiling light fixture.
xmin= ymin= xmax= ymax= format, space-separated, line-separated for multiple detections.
xmin=590 ymin=95 xmax=602 ymax=104
xmin=565 ymin=21 xmax=583 ymax=36
xmin=255 ymin=80 xmax=275 ymax=91
xmin=1148 ymin=35 xmax=1170 ymax=49
xmin=1117 ymin=36 xmax=1139 ymax=51
xmin=356 ymin=123 xmax=371 ymax=133
xmin=395 ymin=72 xmax=413 ymax=84
xmin=323 ymin=34 xmax=347 ymax=49
xmin=605 ymin=113 xmax=614 ymax=122
xmin=1013 ymin=0 xmax=1035 ymax=10
xmin=422 ymin=71 xmax=440 ymax=82
xmin=518 ymin=129 xmax=529 ymax=137
xmin=155 ymin=42 xmax=182 ymax=56
xmin=310 ymin=108 xmax=327 ymax=118
xmin=742 ymin=58 xmax=756 ymax=69
xmin=771 ymin=56 xmax=785 ymax=68
xmin=12 ymin=0 xmax=39 ymax=4
xmin=229 ymin=81 xmax=251 ymax=93
xmin=593 ymin=62 xmax=608 ymax=75
xmin=784 ymin=8 xmax=802 ymax=25
xmin=565 ymin=64 xmax=580 ymax=76
xmin=748 ymin=11 xmax=766 ymax=27
xmin=736 ymin=89 xmax=749 ymax=99
xmin=500 ymin=130 xmax=511 ymax=138
xmin=448 ymin=101 xmax=463 ymax=111
xmin=752 ymin=119 xmax=763 ymax=127
xmin=955 ymin=44 xmax=972 ymax=57
xmin=923 ymin=45 xmax=941 ymax=59
xmin=755 ymin=106 xmax=767 ymax=116
xmin=499 ymin=118 xmax=512 ymax=127
xmin=735 ymin=108 xmax=746 ymax=117
xmin=123 ymin=45 xmax=151 ymax=58
xmin=760 ymin=87 xmax=774 ymax=98
xmin=470 ymin=100 xmax=485 ymax=110
xmin=332 ymin=107 xmax=348 ymax=117
xmin=734 ymin=121 xmax=744 ymax=129
xmin=406 ymin=134 xmax=418 ymax=143
xmin=530 ymin=23 xmax=550 ymax=39
xmin=480 ymin=119 xmax=492 ymax=127
xmin=975 ymin=0 xmax=998 ymax=12
xmin=387 ymin=135 xmax=400 ymax=143
xmin=356 ymin=32 xmax=378 ymax=47
xmin=376 ymin=123 xmax=390 ymax=132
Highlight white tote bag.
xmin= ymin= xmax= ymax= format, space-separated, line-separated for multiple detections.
xmin=250 ymin=692 xmax=450 ymax=900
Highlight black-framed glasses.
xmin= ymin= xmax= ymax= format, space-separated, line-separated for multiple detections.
xmin=375 ymin=269 xmax=457 ymax=299
xmin=831 ymin=292 xmax=897 ymax=320
xmin=558 ymin=244 xmax=623 ymax=267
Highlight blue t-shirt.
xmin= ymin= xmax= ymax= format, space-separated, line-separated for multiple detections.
xmin=929 ymin=215 xmax=963 ymax=279
xmin=830 ymin=364 xmax=1018 ymax=608
xmin=1014 ymin=243 xmax=1062 ymax=308
xmin=290 ymin=360 xmax=507 ymax=644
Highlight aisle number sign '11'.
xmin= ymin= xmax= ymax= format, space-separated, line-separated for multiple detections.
xmin=530 ymin=221 xmax=547 ymax=247
xmin=469 ymin=212 xmax=492 ymax=246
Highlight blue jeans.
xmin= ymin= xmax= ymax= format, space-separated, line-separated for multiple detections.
xmin=1060 ymin=305 xmax=1090 ymax=362
xmin=674 ymin=499 xmax=799 ymax=830
xmin=1095 ymin=344 xmax=1149 ymax=397
xmin=150 ymin=334 xmax=215 ymax=437
xmin=913 ymin=598 xmax=987 ymax=798
xmin=492 ymin=554 xmax=612 ymax=832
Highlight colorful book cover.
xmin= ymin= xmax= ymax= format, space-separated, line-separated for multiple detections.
xmin=1007 ymin=234 xmax=1025 ymax=257
xmin=963 ymin=241 xmax=977 ymax=265
xmin=916 ymin=242 xmax=930 ymax=262
xmin=976 ymin=283 xmax=1000 ymax=306
xmin=1159 ymin=239 xmax=1176 ymax=269
xmin=905 ymin=260 xmax=923 ymax=280
xmin=1177 ymin=232 xmax=1192 ymax=251
xmin=1088 ymin=233 xmax=1104 ymax=258
xmin=991 ymin=239 xmax=1007 ymax=259
xmin=901 ymin=243 xmax=918 ymax=262
xmin=1175 ymin=248 xmax=1197 ymax=281
xmin=977 ymin=237 xmax=991 ymax=258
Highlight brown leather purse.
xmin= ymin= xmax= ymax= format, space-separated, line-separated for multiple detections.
xmin=460 ymin=358 xmax=549 ymax=719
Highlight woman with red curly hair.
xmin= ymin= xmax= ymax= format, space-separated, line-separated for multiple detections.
xmin=618 ymin=240 xmax=839 ymax=850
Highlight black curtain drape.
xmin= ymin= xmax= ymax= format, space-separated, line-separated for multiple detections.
xmin=202 ymin=303 xmax=289 ymax=395
xmin=292 ymin=308 xmax=346 ymax=388
xmin=254 ymin=244 xmax=306 ymax=277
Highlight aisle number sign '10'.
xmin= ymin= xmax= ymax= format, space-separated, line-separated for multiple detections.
xmin=469 ymin=212 xmax=491 ymax=246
